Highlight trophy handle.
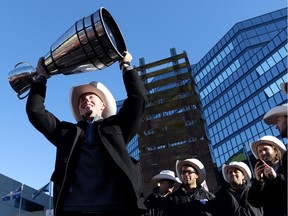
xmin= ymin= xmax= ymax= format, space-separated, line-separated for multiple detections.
xmin=17 ymin=92 xmax=29 ymax=100
xmin=17 ymin=89 xmax=30 ymax=100
xmin=8 ymin=62 xmax=37 ymax=100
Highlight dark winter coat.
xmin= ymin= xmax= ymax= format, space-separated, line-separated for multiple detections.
xmin=144 ymin=192 xmax=167 ymax=216
xmin=162 ymin=184 xmax=215 ymax=216
xmin=248 ymin=159 xmax=287 ymax=216
xmin=205 ymin=183 xmax=263 ymax=216
xmin=26 ymin=69 xmax=147 ymax=216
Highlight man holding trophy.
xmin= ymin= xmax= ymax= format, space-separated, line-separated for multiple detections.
xmin=26 ymin=51 xmax=147 ymax=216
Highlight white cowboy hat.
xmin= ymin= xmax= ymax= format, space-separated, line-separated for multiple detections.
xmin=152 ymin=170 xmax=181 ymax=183
xmin=263 ymin=103 xmax=288 ymax=125
xmin=176 ymin=158 xmax=206 ymax=185
xmin=70 ymin=81 xmax=116 ymax=122
xmin=250 ymin=135 xmax=286 ymax=159
xmin=222 ymin=161 xmax=251 ymax=183
xmin=280 ymin=82 xmax=288 ymax=95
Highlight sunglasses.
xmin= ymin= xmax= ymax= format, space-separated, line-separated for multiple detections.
xmin=180 ymin=170 xmax=197 ymax=175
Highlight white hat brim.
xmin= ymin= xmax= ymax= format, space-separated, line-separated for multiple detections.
xmin=263 ymin=103 xmax=288 ymax=125
xmin=152 ymin=174 xmax=179 ymax=183
xmin=70 ymin=81 xmax=116 ymax=122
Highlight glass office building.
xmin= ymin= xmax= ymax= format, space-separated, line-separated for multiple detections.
xmin=192 ymin=8 xmax=287 ymax=171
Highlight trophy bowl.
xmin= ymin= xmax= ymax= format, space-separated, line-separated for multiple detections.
xmin=8 ymin=7 xmax=126 ymax=99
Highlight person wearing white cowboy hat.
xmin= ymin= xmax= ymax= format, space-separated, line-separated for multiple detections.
xmin=248 ymin=135 xmax=287 ymax=216
xmin=144 ymin=170 xmax=180 ymax=216
xmin=249 ymin=135 xmax=286 ymax=181
xmin=263 ymin=103 xmax=287 ymax=138
xmin=26 ymin=51 xmax=148 ymax=216
xmin=222 ymin=161 xmax=252 ymax=183
xmin=262 ymin=82 xmax=287 ymax=216
xmin=263 ymin=81 xmax=287 ymax=139
xmin=70 ymin=81 xmax=117 ymax=122
xmin=175 ymin=158 xmax=207 ymax=185
xmin=205 ymin=161 xmax=263 ymax=216
xmin=162 ymin=158 xmax=215 ymax=216
xmin=250 ymin=135 xmax=286 ymax=161
xmin=151 ymin=170 xmax=181 ymax=184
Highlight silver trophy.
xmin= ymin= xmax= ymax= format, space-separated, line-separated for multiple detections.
xmin=8 ymin=7 xmax=126 ymax=99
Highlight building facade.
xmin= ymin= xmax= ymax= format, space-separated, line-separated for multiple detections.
xmin=0 ymin=173 xmax=52 ymax=216
xmin=134 ymin=49 xmax=218 ymax=196
xmin=191 ymin=8 xmax=287 ymax=173
xmin=128 ymin=7 xmax=287 ymax=195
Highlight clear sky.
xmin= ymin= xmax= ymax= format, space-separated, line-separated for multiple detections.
xmin=0 ymin=0 xmax=286 ymax=190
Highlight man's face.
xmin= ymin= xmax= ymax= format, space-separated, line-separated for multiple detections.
xmin=257 ymin=144 xmax=277 ymax=165
xmin=180 ymin=165 xmax=198 ymax=188
xmin=78 ymin=93 xmax=105 ymax=120
xmin=276 ymin=115 xmax=287 ymax=138
xmin=159 ymin=179 xmax=175 ymax=195
xmin=227 ymin=167 xmax=245 ymax=187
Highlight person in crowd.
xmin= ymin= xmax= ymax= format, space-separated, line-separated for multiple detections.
xmin=261 ymin=82 xmax=287 ymax=216
xmin=26 ymin=51 xmax=148 ymax=216
xmin=248 ymin=135 xmax=287 ymax=216
xmin=162 ymin=158 xmax=215 ymax=216
xmin=206 ymin=161 xmax=263 ymax=216
xmin=263 ymin=103 xmax=287 ymax=139
xmin=263 ymin=83 xmax=287 ymax=162
xmin=144 ymin=170 xmax=180 ymax=216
